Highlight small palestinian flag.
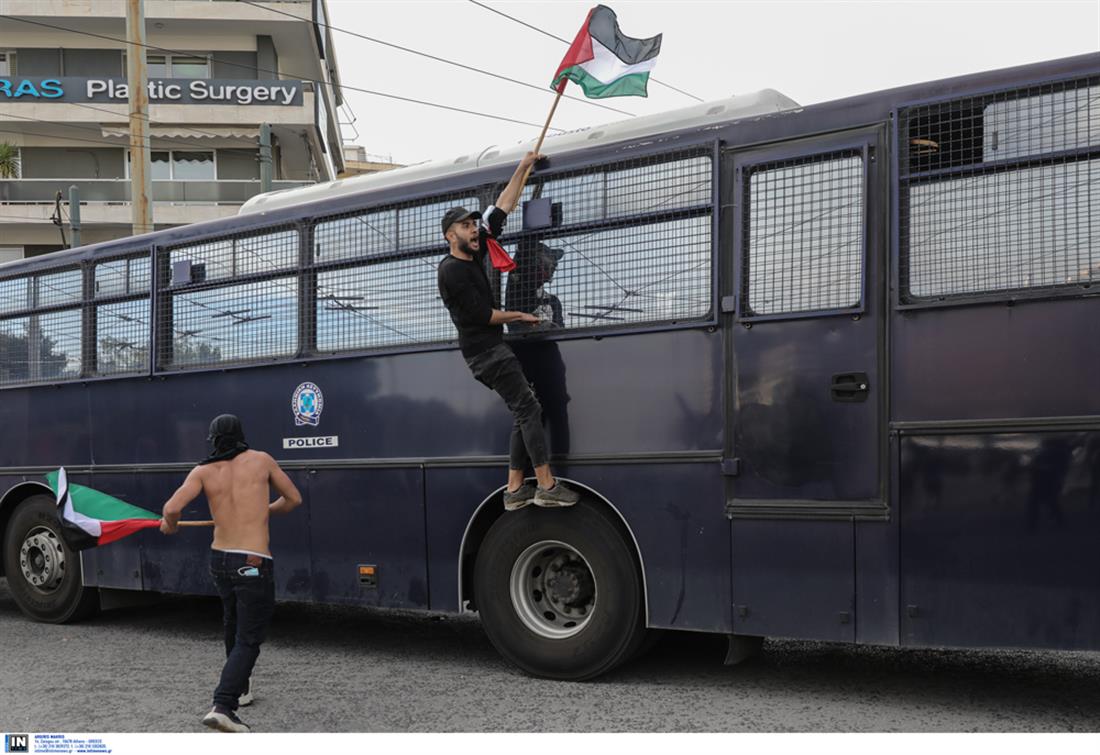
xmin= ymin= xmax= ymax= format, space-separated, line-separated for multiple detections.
xmin=49 ymin=467 xmax=161 ymax=551
xmin=551 ymin=5 xmax=661 ymax=99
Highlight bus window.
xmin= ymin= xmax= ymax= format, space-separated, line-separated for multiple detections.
xmin=316 ymin=255 xmax=454 ymax=352
xmin=35 ymin=268 xmax=83 ymax=308
xmin=96 ymin=298 xmax=150 ymax=375
xmin=168 ymin=277 xmax=298 ymax=367
xmin=0 ymin=276 xmax=29 ymax=314
xmin=605 ymin=156 xmax=711 ymax=218
xmin=901 ymin=78 xmax=1100 ymax=301
xmin=170 ymin=230 xmax=296 ymax=282
xmin=314 ymin=209 xmax=397 ymax=262
xmin=95 ymin=256 xmax=150 ymax=298
xmin=744 ymin=152 xmax=864 ymax=316
xmin=505 ymin=214 xmax=712 ymax=329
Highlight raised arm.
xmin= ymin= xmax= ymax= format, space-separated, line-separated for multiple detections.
xmin=268 ymin=457 xmax=302 ymax=516
xmin=161 ymin=467 xmax=204 ymax=534
xmin=494 ymin=152 xmax=544 ymax=214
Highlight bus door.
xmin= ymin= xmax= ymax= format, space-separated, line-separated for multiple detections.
xmin=725 ymin=127 xmax=888 ymax=642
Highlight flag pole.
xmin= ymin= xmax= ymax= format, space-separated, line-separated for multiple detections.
xmin=178 ymin=521 xmax=214 ymax=527
xmin=517 ymin=84 xmax=566 ymax=192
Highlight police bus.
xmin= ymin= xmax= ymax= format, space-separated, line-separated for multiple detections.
xmin=2 ymin=53 xmax=1098 ymax=680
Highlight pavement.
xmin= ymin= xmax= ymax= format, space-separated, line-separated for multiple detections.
xmin=1 ymin=578 xmax=1098 ymax=732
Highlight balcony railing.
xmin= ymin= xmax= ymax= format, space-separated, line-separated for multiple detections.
xmin=0 ymin=179 xmax=310 ymax=204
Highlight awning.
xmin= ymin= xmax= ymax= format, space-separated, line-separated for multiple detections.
xmin=100 ymin=125 xmax=260 ymax=142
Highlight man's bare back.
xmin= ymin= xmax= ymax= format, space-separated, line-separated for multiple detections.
xmin=161 ymin=449 xmax=301 ymax=556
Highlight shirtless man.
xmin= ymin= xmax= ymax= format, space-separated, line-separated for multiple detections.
xmin=160 ymin=413 xmax=302 ymax=733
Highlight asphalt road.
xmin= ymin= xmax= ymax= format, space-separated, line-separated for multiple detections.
xmin=1 ymin=577 xmax=1099 ymax=733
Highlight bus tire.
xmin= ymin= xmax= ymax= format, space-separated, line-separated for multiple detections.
xmin=2 ymin=494 xmax=98 ymax=623
xmin=473 ymin=499 xmax=644 ymax=681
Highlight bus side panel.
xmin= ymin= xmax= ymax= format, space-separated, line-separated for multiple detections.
xmin=732 ymin=520 xmax=855 ymax=642
xmin=900 ymin=431 xmax=1100 ymax=650
xmin=0 ymin=384 xmax=92 ymax=468
xmin=308 ymin=468 xmax=427 ymax=608
xmin=567 ymin=462 xmax=730 ymax=634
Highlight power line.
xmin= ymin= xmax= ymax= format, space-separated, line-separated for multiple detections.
xmin=236 ymin=0 xmax=634 ymax=118
xmin=0 ymin=14 xmax=566 ymax=133
xmin=466 ymin=0 xmax=705 ymax=103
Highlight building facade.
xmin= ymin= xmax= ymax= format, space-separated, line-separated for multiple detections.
xmin=0 ymin=0 xmax=346 ymax=263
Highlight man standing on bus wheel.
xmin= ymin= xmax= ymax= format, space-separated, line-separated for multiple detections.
xmin=160 ymin=413 xmax=303 ymax=733
xmin=437 ymin=151 xmax=580 ymax=512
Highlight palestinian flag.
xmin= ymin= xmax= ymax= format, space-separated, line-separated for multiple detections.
xmin=49 ymin=468 xmax=161 ymax=551
xmin=551 ymin=5 xmax=661 ymax=99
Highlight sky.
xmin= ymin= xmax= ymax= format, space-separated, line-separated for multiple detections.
xmin=322 ymin=0 xmax=1099 ymax=167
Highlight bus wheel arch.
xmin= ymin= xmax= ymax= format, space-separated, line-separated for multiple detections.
xmin=459 ymin=479 xmax=654 ymax=679
xmin=459 ymin=479 xmax=649 ymax=618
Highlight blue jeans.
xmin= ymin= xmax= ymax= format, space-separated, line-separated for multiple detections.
xmin=209 ymin=550 xmax=275 ymax=711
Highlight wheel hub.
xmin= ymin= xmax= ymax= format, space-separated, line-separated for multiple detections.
xmin=19 ymin=527 xmax=66 ymax=594
xmin=510 ymin=540 xmax=597 ymax=640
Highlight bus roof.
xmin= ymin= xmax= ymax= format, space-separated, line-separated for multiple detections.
xmin=238 ymin=88 xmax=801 ymax=216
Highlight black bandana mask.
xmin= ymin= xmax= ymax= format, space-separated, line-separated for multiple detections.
xmin=200 ymin=414 xmax=250 ymax=465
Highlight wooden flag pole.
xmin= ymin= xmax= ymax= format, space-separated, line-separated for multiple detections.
xmin=517 ymin=86 xmax=566 ymax=193
xmin=178 ymin=520 xmax=214 ymax=527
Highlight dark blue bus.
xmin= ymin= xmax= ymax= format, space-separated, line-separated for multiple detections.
xmin=2 ymin=53 xmax=1098 ymax=680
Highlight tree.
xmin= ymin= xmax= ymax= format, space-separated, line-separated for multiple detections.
xmin=0 ymin=143 xmax=21 ymax=179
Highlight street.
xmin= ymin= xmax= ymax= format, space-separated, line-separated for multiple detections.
xmin=1 ymin=578 xmax=1098 ymax=732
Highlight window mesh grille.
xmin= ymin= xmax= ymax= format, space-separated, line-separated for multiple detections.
xmin=0 ymin=266 xmax=84 ymax=386
xmin=900 ymin=77 xmax=1100 ymax=300
xmin=158 ymin=229 xmax=300 ymax=369
xmin=742 ymin=151 xmax=865 ymax=316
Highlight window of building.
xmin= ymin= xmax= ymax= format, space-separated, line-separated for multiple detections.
xmin=128 ymin=150 xmax=217 ymax=181
xmin=0 ymin=52 xmax=14 ymax=76
xmin=142 ymin=53 xmax=210 ymax=79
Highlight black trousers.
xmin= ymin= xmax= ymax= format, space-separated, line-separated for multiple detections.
xmin=465 ymin=343 xmax=550 ymax=470
xmin=208 ymin=550 xmax=275 ymax=711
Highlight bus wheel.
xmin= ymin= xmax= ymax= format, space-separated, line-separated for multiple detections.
xmin=2 ymin=495 xmax=98 ymax=623
xmin=474 ymin=500 xmax=644 ymax=680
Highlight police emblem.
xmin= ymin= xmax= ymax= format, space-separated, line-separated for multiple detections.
xmin=292 ymin=382 xmax=324 ymax=426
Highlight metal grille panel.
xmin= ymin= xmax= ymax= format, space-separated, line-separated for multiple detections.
xmin=317 ymin=256 xmax=454 ymax=352
xmin=503 ymin=215 xmax=712 ymax=330
xmin=504 ymin=152 xmax=713 ymax=330
xmin=743 ymin=152 xmax=864 ymax=316
xmin=159 ymin=229 xmax=300 ymax=369
xmin=0 ymin=310 xmax=82 ymax=385
xmin=900 ymin=78 xmax=1100 ymax=300
xmin=167 ymin=277 xmax=298 ymax=367
xmin=96 ymin=299 xmax=150 ymax=375
xmin=169 ymin=229 xmax=297 ymax=282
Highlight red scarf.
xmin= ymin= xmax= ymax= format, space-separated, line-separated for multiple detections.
xmin=485 ymin=236 xmax=516 ymax=273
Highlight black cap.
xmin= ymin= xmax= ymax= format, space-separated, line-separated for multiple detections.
xmin=538 ymin=243 xmax=565 ymax=262
xmin=440 ymin=207 xmax=482 ymax=238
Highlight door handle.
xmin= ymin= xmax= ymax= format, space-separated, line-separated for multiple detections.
xmin=831 ymin=372 xmax=869 ymax=402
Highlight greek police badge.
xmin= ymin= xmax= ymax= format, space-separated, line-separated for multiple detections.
xmin=292 ymin=382 xmax=324 ymax=426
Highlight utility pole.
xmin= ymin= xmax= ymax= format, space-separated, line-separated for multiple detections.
xmin=126 ymin=0 xmax=153 ymax=235
xmin=259 ymin=122 xmax=273 ymax=193
xmin=68 ymin=185 xmax=81 ymax=249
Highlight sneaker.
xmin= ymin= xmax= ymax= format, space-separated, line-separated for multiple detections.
xmin=239 ymin=678 xmax=253 ymax=707
xmin=534 ymin=481 xmax=579 ymax=507
xmin=202 ymin=705 xmax=251 ymax=733
xmin=503 ymin=483 xmax=537 ymax=511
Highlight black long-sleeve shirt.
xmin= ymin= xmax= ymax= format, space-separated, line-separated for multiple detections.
xmin=437 ymin=205 xmax=507 ymax=359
